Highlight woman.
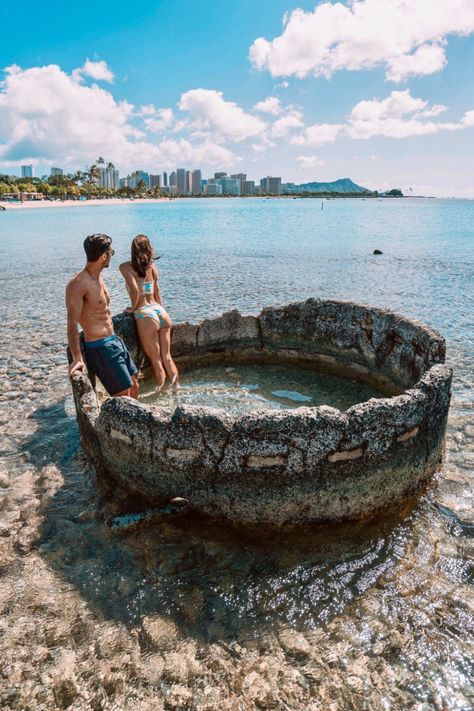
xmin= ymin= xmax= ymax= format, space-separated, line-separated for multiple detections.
xmin=120 ymin=235 xmax=178 ymax=390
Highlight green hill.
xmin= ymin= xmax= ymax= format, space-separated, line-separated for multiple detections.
xmin=293 ymin=178 xmax=371 ymax=194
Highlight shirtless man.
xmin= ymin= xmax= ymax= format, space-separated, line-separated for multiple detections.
xmin=66 ymin=233 xmax=139 ymax=398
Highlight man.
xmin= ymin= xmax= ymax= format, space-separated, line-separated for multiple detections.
xmin=66 ymin=233 xmax=139 ymax=398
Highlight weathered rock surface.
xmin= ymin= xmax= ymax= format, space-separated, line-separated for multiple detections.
xmin=70 ymin=298 xmax=452 ymax=525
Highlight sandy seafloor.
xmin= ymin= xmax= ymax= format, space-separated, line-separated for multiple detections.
xmin=0 ymin=197 xmax=473 ymax=710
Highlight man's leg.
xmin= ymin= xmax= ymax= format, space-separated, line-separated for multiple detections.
xmin=130 ymin=375 xmax=139 ymax=399
xmin=113 ymin=387 xmax=132 ymax=397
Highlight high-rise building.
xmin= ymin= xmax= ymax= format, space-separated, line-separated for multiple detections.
xmin=191 ymin=169 xmax=202 ymax=194
xmin=129 ymin=171 xmax=150 ymax=189
xmin=163 ymin=171 xmax=168 ymax=187
xmin=242 ymin=180 xmax=255 ymax=196
xmin=21 ymin=165 xmax=33 ymax=178
xmin=231 ymin=173 xmax=246 ymax=181
xmin=99 ymin=165 xmax=120 ymax=190
xmin=214 ymin=172 xmax=227 ymax=180
xmin=176 ymin=168 xmax=186 ymax=194
xmin=169 ymin=171 xmax=177 ymax=187
xmin=186 ymin=170 xmax=192 ymax=194
xmin=50 ymin=167 xmax=63 ymax=176
xmin=119 ymin=177 xmax=129 ymax=188
xmin=150 ymin=174 xmax=162 ymax=188
xmin=260 ymin=176 xmax=282 ymax=195
xmin=204 ymin=183 xmax=222 ymax=196
xmin=217 ymin=177 xmax=241 ymax=196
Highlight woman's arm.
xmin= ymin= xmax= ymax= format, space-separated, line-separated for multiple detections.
xmin=152 ymin=264 xmax=163 ymax=305
xmin=119 ymin=262 xmax=140 ymax=311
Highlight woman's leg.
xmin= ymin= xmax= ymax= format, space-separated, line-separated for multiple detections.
xmin=158 ymin=326 xmax=179 ymax=384
xmin=136 ymin=318 xmax=166 ymax=388
xmin=154 ymin=306 xmax=179 ymax=384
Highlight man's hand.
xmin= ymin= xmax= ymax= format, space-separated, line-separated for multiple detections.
xmin=69 ymin=358 xmax=86 ymax=376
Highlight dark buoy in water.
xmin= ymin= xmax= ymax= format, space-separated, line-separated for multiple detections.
xmin=373 ymin=249 xmax=383 ymax=255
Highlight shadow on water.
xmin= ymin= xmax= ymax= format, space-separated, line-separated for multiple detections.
xmin=26 ymin=398 xmax=418 ymax=644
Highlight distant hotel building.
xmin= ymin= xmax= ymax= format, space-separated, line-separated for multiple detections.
xmin=150 ymin=174 xmax=162 ymax=188
xmin=242 ymin=180 xmax=255 ymax=196
xmin=21 ymin=165 xmax=33 ymax=178
xmin=191 ymin=169 xmax=202 ymax=194
xmin=129 ymin=171 xmax=150 ymax=189
xmin=204 ymin=183 xmax=222 ymax=196
xmin=169 ymin=171 xmax=176 ymax=187
xmin=217 ymin=177 xmax=241 ymax=196
xmin=176 ymin=168 xmax=186 ymax=194
xmin=163 ymin=171 xmax=168 ymax=187
xmin=186 ymin=170 xmax=192 ymax=194
xmin=214 ymin=172 xmax=227 ymax=180
xmin=50 ymin=167 xmax=63 ymax=176
xmin=99 ymin=165 xmax=120 ymax=190
xmin=260 ymin=176 xmax=282 ymax=195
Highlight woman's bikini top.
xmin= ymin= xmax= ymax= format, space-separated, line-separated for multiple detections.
xmin=138 ymin=279 xmax=154 ymax=295
xmin=126 ymin=277 xmax=154 ymax=296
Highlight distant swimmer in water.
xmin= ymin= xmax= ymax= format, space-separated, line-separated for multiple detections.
xmin=120 ymin=235 xmax=179 ymax=391
xmin=66 ymin=234 xmax=139 ymax=398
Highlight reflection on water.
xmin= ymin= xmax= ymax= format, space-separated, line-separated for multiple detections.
xmin=0 ymin=199 xmax=473 ymax=709
xmin=139 ymin=363 xmax=384 ymax=412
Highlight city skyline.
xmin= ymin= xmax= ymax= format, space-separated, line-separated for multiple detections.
xmin=1 ymin=2 xmax=474 ymax=196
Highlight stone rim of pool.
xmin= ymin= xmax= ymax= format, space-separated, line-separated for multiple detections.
xmin=70 ymin=298 xmax=452 ymax=526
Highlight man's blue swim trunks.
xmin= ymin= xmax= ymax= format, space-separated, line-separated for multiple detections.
xmin=83 ymin=334 xmax=138 ymax=395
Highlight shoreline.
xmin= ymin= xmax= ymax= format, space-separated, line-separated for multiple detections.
xmin=0 ymin=197 xmax=169 ymax=210
xmin=0 ymin=195 xmax=465 ymax=211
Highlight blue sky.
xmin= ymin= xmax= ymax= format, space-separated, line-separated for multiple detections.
xmin=1 ymin=0 xmax=474 ymax=195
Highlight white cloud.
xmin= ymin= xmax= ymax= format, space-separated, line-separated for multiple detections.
xmin=271 ymin=109 xmax=304 ymax=137
xmin=0 ymin=63 xmax=237 ymax=171
xmin=179 ymin=88 xmax=266 ymax=141
xmin=249 ymin=0 xmax=474 ymax=82
xmin=346 ymin=90 xmax=462 ymax=139
xmin=73 ymin=59 xmax=114 ymax=83
xmin=291 ymin=122 xmax=343 ymax=146
xmin=297 ymin=155 xmax=325 ymax=168
xmin=253 ymin=96 xmax=282 ymax=115
xmin=289 ymin=90 xmax=474 ymax=145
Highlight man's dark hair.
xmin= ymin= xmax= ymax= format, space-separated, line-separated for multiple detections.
xmin=83 ymin=233 xmax=112 ymax=262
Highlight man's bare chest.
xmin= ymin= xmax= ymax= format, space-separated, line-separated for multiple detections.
xmin=84 ymin=282 xmax=110 ymax=310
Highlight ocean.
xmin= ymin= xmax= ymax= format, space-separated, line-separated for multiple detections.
xmin=0 ymin=197 xmax=472 ymax=709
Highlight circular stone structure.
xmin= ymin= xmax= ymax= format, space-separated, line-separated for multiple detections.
xmin=70 ymin=299 xmax=452 ymax=526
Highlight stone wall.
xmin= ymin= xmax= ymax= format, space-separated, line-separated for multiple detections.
xmin=71 ymin=299 xmax=452 ymax=526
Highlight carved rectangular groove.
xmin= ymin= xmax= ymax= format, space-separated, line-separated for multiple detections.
xmin=110 ymin=428 xmax=133 ymax=445
xmin=247 ymin=454 xmax=286 ymax=468
xmin=397 ymin=427 xmax=419 ymax=442
xmin=328 ymin=448 xmax=364 ymax=463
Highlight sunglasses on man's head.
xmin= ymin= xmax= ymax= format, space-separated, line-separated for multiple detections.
xmin=107 ymin=248 xmax=115 ymax=256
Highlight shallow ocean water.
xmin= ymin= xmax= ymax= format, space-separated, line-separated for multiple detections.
xmin=0 ymin=198 xmax=473 ymax=710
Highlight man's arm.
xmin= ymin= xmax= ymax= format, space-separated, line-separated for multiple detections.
xmin=65 ymin=278 xmax=86 ymax=376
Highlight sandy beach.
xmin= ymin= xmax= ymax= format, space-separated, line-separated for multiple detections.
xmin=0 ymin=197 xmax=169 ymax=210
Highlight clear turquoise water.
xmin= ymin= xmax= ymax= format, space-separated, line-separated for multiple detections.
xmin=140 ymin=362 xmax=384 ymax=412
xmin=0 ymin=198 xmax=472 ymax=707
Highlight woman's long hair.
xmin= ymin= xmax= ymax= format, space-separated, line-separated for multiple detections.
xmin=131 ymin=234 xmax=158 ymax=278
